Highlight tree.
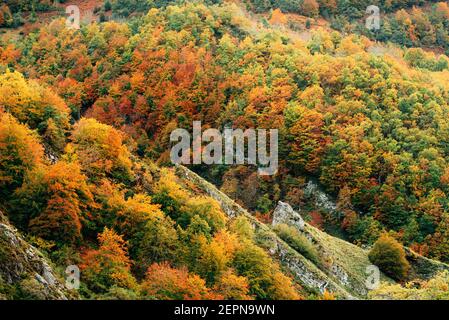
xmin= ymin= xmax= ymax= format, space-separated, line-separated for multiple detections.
xmin=269 ymin=9 xmax=287 ymax=26
xmin=214 ymin=270 xmax=253 ymax=300
xmin=81 ymin=228 xmax=137 ymax=292
xmin=0 ymin=5 xmax=12 ymax=27
xmin=152 ymin=168 xmax=190 ymax=220
xmin=233 ymin=241 xmax=300 ymax=299
xmin=182 ymin=196 xmax=227 ymax=234
xmin=287 ymin=104 xmax=328 ymax=173
xmin=135 ymin=207 xmax=179 ymax=275
xmin=368 ymin=234 xmax=410 ymax=281
xmin=185 ymin=230 xmax=238 ymax=286
xmin=69 ymin=118 xmax=133 ymax=182
xmin=141 ymin=262 xmax=221 ymax=300
xmin=302 ymin=0 xmax=319 ymax=17
xmin=0 ymin=70 xmax=70 ymax=151
xmin=428 ymin=213 xmax=449 ymax=263
xmin=0 ymin=112 xmax=43 ymax=197
xmin=11 ymin=161 xmax=93 ymax=245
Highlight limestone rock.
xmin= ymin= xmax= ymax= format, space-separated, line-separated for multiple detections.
xmin=0 ymin=211 xmax=71 ymax=300
xmin=272 ymin=201 xmax=305 ymax=230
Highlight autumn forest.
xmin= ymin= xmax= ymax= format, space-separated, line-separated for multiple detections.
xmin=0 ymin=0 xmax=449 ymax=301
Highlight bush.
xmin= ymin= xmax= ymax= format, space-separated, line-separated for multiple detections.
xmin=104 ymin=1 xmax=112 ymax=11
xmin=273 ymin=224 xmax=319 ymax=265
xmin=233 ymin=240 xmax=300 ymax=300
xmin=368 ymin=234 xmax=410 ymax=281
xmin=369 ymin=271 xmax=449 ymax=300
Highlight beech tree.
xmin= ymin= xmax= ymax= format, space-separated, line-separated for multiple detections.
xmin=0 ymin=112 xmax=43 ymax=197
xmin=81 ymin=228 xmax=137 ymax=292
xmin=141 ymin=262 xmax=221 ymax=300
xmin=69 ymin=118 xmax=133 ymax=182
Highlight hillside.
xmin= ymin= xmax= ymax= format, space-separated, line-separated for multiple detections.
xmin=175 ymin=165 xmax=449 ymax=299
xmin=2 ymin=159 xmax=447 ymax=299
xmin=1 ymin=0 xmax=449 ymax=301
xmin=0 ymin=210 xmax=74 ymax=299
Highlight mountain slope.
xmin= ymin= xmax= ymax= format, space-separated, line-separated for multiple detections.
xmin=175 ymin=165 xmax=449 ymax=299
xmin=0 ymin=210 xmax=74 ymax=300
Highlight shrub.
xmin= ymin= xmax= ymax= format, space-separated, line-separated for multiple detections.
xmin=369 ymin=271 xmax=449 ymax=300
xmin=80 ymin=228 xmax=137 ymax=292
xmin=0 ymin=112 xmax=44 ymax=198
xmin=233 ymin=240 xmax=300 ymax=300
xmin=368 ymin=234 xmax=410 ymax=281
xmin=273 ymin=224 xmax=320 ymax=265
xmin=141 ymin=262 xmax=221 ymax=300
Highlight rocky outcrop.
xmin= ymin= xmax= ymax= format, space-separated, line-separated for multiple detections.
xmin=175 ymin=165 xmax=449 ymax=299
xmin=175 ymin=165 xmax=356 ymax=299
xmin=404 ymin=247 xmax=449 ymax=280
xmin=273 ymin=199 xmax=378 ymax=297
xmin=272 ymin=201 xmax=305 ymax=230
xmin=304 ymin=180 xmax=338 ymax=214
xmin=0 ymin=211 xmax=72 ymax=300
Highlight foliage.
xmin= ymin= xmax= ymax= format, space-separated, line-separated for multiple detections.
xmin=181 ymin=196 xmax=227 ymax=234
xmin=368 ymin=233 xmax=411 ymax=281
xmin=69 ymin=118 xmax=133 ymax=182
xmin=0 ymin=112 xmax=44 ymax=197
xmin=369 ymin=271 xmax=449 ymax=300
xmin=233 ymin=240 xmax=300 ymax=299
xmin=274 ymin=223 xmax=320 ymax=264
xmin=213 ymin=269 xmax=253 ymax=300
xmin=0 ymin=70 xmax=70 ymax=151
xmin=81 ymin=228 xmax=137 ymax=292
xmin=141 ymin=262 xmax=222 ymax=300
xmin=10 ymin=160 xmax=93 ymax=244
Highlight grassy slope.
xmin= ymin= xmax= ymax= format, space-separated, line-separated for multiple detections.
xmin=175 ymin=165 xmax=373 ymax=298
xmin=175 ymin=165 xmax=449 ymax=299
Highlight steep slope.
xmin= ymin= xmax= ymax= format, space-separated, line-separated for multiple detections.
xmin=175 ymin=164 xmax=449 ymax=299
xmin=0 ymin=210 xmax=73 ymax=300
xmin=175 ymin=165 xmax=372 ymax=298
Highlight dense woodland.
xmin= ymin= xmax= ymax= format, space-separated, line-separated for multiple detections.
xmin=1 ymin=0 xmax=449 ymax=299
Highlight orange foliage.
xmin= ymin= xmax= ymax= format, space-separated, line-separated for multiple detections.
xmin=269 ymin=9 xmax=287 ymax=26
xmin=142 ymin=262 xmax=222 ymax=300
xmin=81 ymin=227 xmax=136 ymax=290
xmin=214 ymin=270 xmax=253 ymax=300
xmin=19 ymin=160 xmax=93 ymax=244
xmin=309 ymin=211 xmax=324 ymax=229
xmin=320 ymin=290 xmax=336 ymax=300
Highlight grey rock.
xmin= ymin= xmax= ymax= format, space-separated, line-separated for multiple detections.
xmin=0 ymin=211 xmax=70 ymax=300
xmin=304 ymin=180 xmax=337 ymax=213
xmin=272 ymin=201 xmax=305 ymax=230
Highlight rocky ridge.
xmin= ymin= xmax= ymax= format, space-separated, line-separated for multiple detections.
xmin=0 ymin=210 xmax=72 ymax=300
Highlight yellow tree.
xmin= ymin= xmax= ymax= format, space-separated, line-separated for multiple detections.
xmin=0 ymin=70 xmax=70 ymax=151
xmin=0 ymin=112 xmax=44 ymax=196
xmin=81 ymin=228 xmax=137 ymax=292
xmin=69 ymin=118 xmax=133 ymax=182
xmin=269 ymin=9 xmax=287 ymax=26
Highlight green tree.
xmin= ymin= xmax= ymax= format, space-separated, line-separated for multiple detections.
xmin=369 ymin=234 xmax=410 ymax=281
